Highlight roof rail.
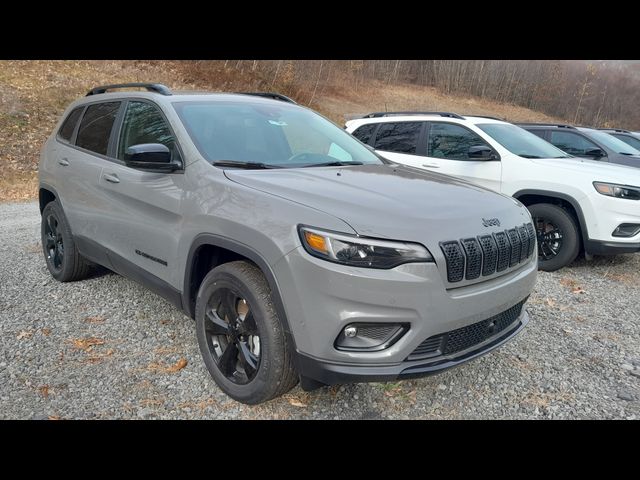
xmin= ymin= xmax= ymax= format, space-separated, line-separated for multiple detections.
xmin=86 ymin=83 xmax=172 ymax=96
xmin=364 ymin=111 xmax=465 ymax=120
xmin=463 ymin=114 xmax=503 ymax=121
xmin=236 ymin=92 xmax=297 ymax=104
xmin=599 ymin=128 xmax=630 ymax=133
xmin=516 ymin=122 xmax=576 ymax=129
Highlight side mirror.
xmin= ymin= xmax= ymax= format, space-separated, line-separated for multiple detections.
xmin=584 ymin=148 xmax=606 ymax=158
xmin=124 ymin=143 xmax=178 ymax=171
xmin=468 ymin=145 xmax=498 ymax=160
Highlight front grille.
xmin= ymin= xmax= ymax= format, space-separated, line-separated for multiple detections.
xmin=440 ymin=223 xmax=535 ymax=284
xmin=407 ymin=299 xmax=526 ymax=361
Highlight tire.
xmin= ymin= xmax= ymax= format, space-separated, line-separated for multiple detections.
xmin=41 ymin=201 xmax=91 ymax=282
xmin=528 ymin=203 xmax=580 ymax=272
xmin=195 ymin=261 xmax=298 ymax=404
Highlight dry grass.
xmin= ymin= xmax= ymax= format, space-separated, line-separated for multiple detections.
xmin=1 ymin=60 xmax=566 ymax=202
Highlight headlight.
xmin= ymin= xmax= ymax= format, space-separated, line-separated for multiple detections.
xmin=298 ymin=226 xmax=433 ymax=269
xmin=593 ymin=182 xmax=640 ymax=200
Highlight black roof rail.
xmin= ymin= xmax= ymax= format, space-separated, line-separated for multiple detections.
xmin=86 ymin=83 xmax=172 ymax=96
xmin=599 ymin=128 xmax=630 ymax=133
xmin=463 ymin=114 xmax=503 ymax=121
xmin=236 ymin=92 xmax=297 ymax=104
xmin=364 ymin=111 xmax=465 ymax=120
xmin=516 ymin=122 xmax=576 ymax=129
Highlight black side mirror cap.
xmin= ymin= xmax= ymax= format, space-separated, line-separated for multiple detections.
xmin=468 ymin=145 xmax=499 ymax=160
xmin=584 ymin=148 xmax=606 ymax=158
xmin=124 ymin=143 xmax=179 ymax=171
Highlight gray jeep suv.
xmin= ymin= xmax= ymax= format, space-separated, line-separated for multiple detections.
xmin=39 ymin=83 xmax=537 ymax=404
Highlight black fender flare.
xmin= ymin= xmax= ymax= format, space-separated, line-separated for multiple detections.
xmin=183 ymin=234 xmax=294 ymax=338
xmin=38 ymin=182 xmax=61 ymax=213
xmin=512 ymin=189 xmax=589 ymax=247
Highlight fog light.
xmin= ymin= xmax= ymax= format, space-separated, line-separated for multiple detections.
xmin=612 ymin=223 xmax=640 ymax=238
xmin=344 ymin=326 xmax=358 ymax=338
xmin=335 ymin=323 xmax=408 ymax=351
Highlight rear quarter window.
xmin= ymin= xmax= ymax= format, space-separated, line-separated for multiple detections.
xmin=58 ymin=107 xmax=84 ymax=142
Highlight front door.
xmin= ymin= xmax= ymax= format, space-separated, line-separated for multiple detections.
xmin=96 ymin=99 xmax=185 ymax=288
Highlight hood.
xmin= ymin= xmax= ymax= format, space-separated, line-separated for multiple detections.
xmin=224 ymin=164 xmax=530 ymax=242
xmin=531 ymin=157 xmax=640 ymax=184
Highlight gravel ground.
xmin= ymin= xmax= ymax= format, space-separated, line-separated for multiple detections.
xmin=1 ymin=201 xmax=638 ymax=419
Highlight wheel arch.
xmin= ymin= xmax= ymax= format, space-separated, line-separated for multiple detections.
xmin=39 ymin=183 xmax=59 ymax=213
xmin=183 ymin=234 xmax=294 ymax=339
xmin=513 ymin=189 xmax=589 ymax=248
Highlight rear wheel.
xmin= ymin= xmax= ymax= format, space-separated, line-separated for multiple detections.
xmin=528 ymin=203 xmax=579 ymax=272
xmin=195 ymin=261 xmax=298 ymax=404
xmin=41 ymin=201 xmax=91 ymax=282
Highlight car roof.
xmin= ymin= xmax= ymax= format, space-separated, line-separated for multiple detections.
xmin=349 ymin=113 xmax=509 ymax=126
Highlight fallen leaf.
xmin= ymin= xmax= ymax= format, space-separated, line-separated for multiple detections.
xmin=571 ymin=287 xmax=585 ymax=294
xmin=70 ymin=337 xmax=105 ymax=352
xmin=48 ymin=415 xmax=62 ymax=420
xmin=288 ymin=398 xmax=307 ymax=408
xmin=38 ymin=385 xmax=50 ymax=398
xmin=166 ymin=358 xmax=188 ymax=373
xmin=41 ymin=328 xmax=51 ymax=336
xmin=16 ymin=330 xmax=34 ymax=340
xmin=83 ymin=315 xmax=106 ymax=324
xmin=545 ymin=298 xmax=557 ymax=308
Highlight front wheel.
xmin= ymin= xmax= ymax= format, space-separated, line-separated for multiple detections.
xmin=195 ymin=261 xmax=298 ymax=404
xmin=527 ymin=203 xmax=580 ymax=272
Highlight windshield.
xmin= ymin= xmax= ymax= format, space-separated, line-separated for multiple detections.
xmin=611 ymin=133 xmax=640 ymax=151
xmin=477 ymin=123 xmax=571 ymax=159
xmin=173 ymin=101 xmax=384 ymax=168
xmin=584 ymin=129 xmax=640 ymax=155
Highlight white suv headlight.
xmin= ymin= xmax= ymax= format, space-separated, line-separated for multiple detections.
xmin=298 ymin=226 xmax=433 ymax=269
xmin=593 ymin=182 xmax=640 ymax=200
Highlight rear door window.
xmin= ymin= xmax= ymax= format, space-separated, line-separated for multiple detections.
xmin=373 ymin=122 xmax=422 ymax=154
xmin=75 ymin=102 xmax=121 ymax=156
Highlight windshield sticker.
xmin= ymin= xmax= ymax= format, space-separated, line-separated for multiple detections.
xmin=268 ymin=120 xmax=287 ymax=126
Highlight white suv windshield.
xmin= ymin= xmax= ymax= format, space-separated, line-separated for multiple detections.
xmin=173 ymin=101 xmax=384 ymax=168
xmin=478 ymin=123 xmax=571 ymax=159
xmin=584 ymin=129 xmax=640 ymax=155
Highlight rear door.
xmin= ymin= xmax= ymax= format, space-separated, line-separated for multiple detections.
xmin=419 ymin=122 xmax=502 ymax=192
xmin=96 ymin=99 xmax=185 ymax=287
xmin=370 ymin=121 xmax=426 ymax=167
xmin=57 ymin=101 xmax=122 ymax=248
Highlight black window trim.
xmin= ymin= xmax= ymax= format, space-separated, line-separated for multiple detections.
xmin=425 ymin=121 xmax=500 ymax=161
xmin=369 ymin=120 xmax=427 ymax=157
xmin=55 ymin=98 xmax=184 ymax=172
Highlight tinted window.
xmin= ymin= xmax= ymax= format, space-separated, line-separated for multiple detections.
xmin=585 ymin=129 xmax=640 ymax=155
xmin=528 ymin=129 xmax=546 ymax=139
xmin=374 ymin=122 xmax=422 ymax=154
xmin=58 ymin=107 xmax=83 ymax=142
xmin=611 ymin=133 xmax=640 ymax=151
xmin=118 ymin=101 xmax=180 ymax=161
xmin=427 ymin=123 xmax=489 ymax=160
xmin=549 ymin=131 xmax=599 ymax=156
xmin=351 ymin=123 xmax=377 ymax=144
xmin=76 ymin=102 xmax=120 ymax=156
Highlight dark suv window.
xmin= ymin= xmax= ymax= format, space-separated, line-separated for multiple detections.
xmin=373 ymin=122 xmax=422 ymax=154
xmin=351 ymin=123 xmax=377 ymax=145
xmin=610 ymin=133 xmax=640 ymax=151
xmin=75 ymin=102 xmax=121 ymax=156
xmin=58 ymin=107 xmax=84 ymax=143
xmin=117 ymin=101 xmax=180 ymax=162
xmin=427 ymin=122 xmax=489 ymax=160
xmin=549 ymin=131 xmax=598 ymax=156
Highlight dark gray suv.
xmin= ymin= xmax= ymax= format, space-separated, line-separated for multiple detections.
xmin=519 ymin=123 xmax=640 ymax=168
xmin=38 ymin=83 xmax=537 ymax=404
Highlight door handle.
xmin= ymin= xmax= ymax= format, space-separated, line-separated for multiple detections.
xmin=103 ymin=173 xmax=120 ymax=184
xmin=422 ymin=163 xmax=440 ymax=168
xmin=58 ymin=158 xmax=69 ymax=166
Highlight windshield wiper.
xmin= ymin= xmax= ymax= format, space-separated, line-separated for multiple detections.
xmin=301 ymin=161 xmax=364 ymax=168
xmin=518 ymin=154 xmax=542 ymax=159
xmin=212 ymin=160 xmax=280 ymax=169
xmin=619 ymin=152 xmax=636 ymax=156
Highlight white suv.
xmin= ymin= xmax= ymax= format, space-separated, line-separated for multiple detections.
xmin=346 ymin=112 xmax=640 ymax=271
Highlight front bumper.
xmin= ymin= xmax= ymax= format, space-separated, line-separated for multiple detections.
xmin=297 ymin=309 xmax=529 ymax=387
xmin=582 ymin=192 xmax=640 ymax=251
xmin=585 ymin=239 xmax=640 ymax=255
xmin=272 ymin=246 xmax=537 ymax=384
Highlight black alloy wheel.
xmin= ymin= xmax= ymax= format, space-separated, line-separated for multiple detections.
xmin=44 ymin=213 xmax=64 ymax=271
